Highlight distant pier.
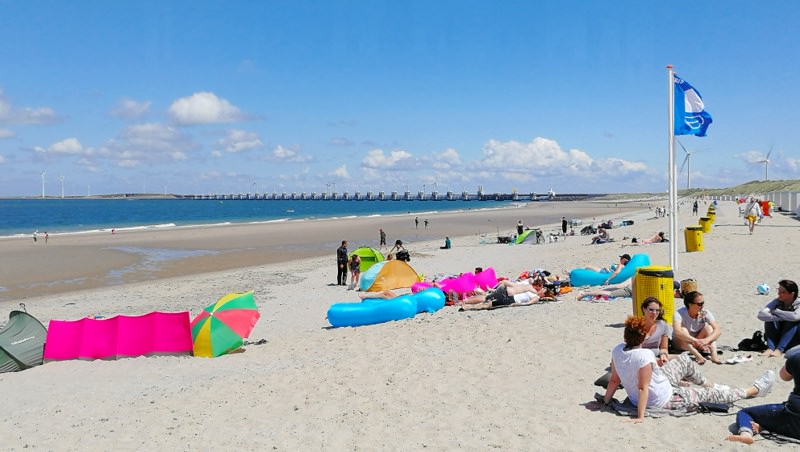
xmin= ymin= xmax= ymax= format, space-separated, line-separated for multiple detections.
xmin=178 ymin=191 xmax=596 ymax=202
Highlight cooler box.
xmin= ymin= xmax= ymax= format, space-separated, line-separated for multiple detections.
xmin=698 ymin=217 xmax=712 ymax=233
xmin=684 ymin=226 xmax=703 ymax=252
xmin=632 ymin=266 xmax=675 ymax=325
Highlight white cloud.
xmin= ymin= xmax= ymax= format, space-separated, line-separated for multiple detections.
xmin=271 ymin=145 xmax=311 ymax=162
xmin=427 ymin=147 xmax=462 ymax=170
xmin=0 ymin=128 xmax=15 ymax=139
xmin=50 ymin=138 xmax=85 ymax=155
xmin=111 ymin=97 xmax=151 ymax=119
xmin=168 ymin=92 xmax=245 ymax=125
xmin=215 ymin=129 xmax=263 ymax=154
xmin=99 ymin=122 xmax=197 ymax=167
xmin=0 ymin=154 xmax=5 ymax=164
xmin=0 ymin=90 xmax=60 ymax=124
xmin=361 ymin=148 xmax=417 ymax=170
xmin=331 ymin=165 xmax=349 ymax=179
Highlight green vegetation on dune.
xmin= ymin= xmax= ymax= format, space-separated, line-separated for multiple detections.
xmin=598 ymin=179 xmax=800 ymax=201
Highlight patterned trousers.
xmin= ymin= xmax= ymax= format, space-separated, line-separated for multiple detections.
xmin=661 ymin=354 xmax=748 ymax=410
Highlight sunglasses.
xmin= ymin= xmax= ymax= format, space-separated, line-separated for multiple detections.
xmin=693 ymin=302 xmax=705 ymax=307
xmin=646 ymin=308 xmax=661 ymax=313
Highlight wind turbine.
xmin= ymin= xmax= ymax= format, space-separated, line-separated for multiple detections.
xmin=756 ymin=146 xmax=773 ymax=181
xmin=59 ymin=175 xmax=65 ymax=198
xmin=40 ymin=171 xmax=46 ymax=198
xmin=677 ymin=139 xmax=701 ymax=190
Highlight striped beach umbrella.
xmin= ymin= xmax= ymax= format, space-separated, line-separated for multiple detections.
xmin=191 ymin=291 xmax=260 ymax=358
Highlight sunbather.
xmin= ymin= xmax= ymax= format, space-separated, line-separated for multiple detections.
xmin=460 ymin=283 xmax=540 ymax=309
xmin=576 ymin=278 xmax=632 ymax=300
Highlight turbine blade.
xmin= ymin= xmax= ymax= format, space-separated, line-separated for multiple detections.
xmin=679 ymin=154 xmax=689 ymax=173
xmin=676 ymin=138 xmax=689 ymax=155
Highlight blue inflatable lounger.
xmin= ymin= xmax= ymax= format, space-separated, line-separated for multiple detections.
xmin=327 ymin=288 xmax=446 ymax=328
xmin=568 ymin=253 xmax=651 ymax=287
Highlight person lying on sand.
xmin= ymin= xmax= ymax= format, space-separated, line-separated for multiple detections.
xmin=575 ymin=278 xmax=632 ymax=300
xmin=358 ymin=290 xmax=399 ymax=300
xmin=459 ymin=283 xmax=540 ymax=310
xmin=632 ymin=231 xmax=666 ymax=244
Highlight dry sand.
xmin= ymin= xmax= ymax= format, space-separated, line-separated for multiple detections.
xmin=0 ymin=200 xmax=797 ymax=450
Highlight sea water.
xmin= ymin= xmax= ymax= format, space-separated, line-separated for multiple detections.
xmin=0 ymin=198 xmax=509 ymax=238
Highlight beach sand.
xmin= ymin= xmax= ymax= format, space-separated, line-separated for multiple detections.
xmin=1 ymin=200 xmax=796 ymax=450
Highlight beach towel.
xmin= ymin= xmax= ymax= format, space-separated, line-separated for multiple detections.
xmin=592 ymin=393 xmax=698 ymax=418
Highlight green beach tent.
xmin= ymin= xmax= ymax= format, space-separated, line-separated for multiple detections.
xmin=1 ymin=309 xmax=47 ymax=373
xmin=515 ymin=229 xmax=540 ymax=244
xmin=349 ymin=247 xmax=385 ymax=272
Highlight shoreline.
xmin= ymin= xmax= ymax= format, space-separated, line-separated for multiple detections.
xmin=0 ymin=200 xmax=644 ymax=304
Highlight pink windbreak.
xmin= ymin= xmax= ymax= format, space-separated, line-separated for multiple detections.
xmin=43 ymin=311 xmax=193 ymax=361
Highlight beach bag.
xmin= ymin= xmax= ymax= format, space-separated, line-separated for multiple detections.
xmin=737 ymin=330 xmax=767 ymax=352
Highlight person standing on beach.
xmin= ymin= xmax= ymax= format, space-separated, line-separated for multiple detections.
xmin=33 ymin=231 xmax=38 ymax=243
xmin=517 ymin=220 xmax=524 ymax=236
xmin=415 ymin=217 xmax=419 ymax=229
xmin=379 ymin=228 xmax=387 ymax=248
xmin=561 ymin=217 xmax=568 ymax=236
xmin=45 ymin=232 xmax=49 ymax=243
xmin=692 ymin=200 xmax=699 ymax=216
xmin=424 ymin=219 xmax=429 ymax=229
xmin=744 ymin=198 xmax=760 ymax=235
xmin=336 ymin=240 xmax=348 ymax=286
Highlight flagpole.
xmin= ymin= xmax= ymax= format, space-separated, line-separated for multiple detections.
xmin=667 ymin=65 xmax=678 ymax=271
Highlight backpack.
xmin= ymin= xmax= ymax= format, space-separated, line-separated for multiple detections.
xmin=737 ymin=330 xmax=768 ymax=352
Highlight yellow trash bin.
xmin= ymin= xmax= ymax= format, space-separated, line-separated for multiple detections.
xmin=699 ymin=217 xmax=712 ymax=233
xmin=707 ymin=212 xmax=715 ymax=224
xmin=632 ymin=266 xmax=675 ymax=325
xmin=684 ymin=226 xmax=704 ymax=252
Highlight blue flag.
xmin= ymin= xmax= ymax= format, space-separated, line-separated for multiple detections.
xmin=674 ymin=74 xmax=712 ymax=137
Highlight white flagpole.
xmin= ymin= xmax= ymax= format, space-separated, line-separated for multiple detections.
xmin=667 ymin=65 xmax=678 ymax=271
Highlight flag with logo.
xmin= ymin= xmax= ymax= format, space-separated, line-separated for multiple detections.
xmin=674 ymin=74 xmax=712 ymax=137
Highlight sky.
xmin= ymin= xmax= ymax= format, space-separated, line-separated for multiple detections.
xmin=1 ymin=1 xmax=799 ymax=197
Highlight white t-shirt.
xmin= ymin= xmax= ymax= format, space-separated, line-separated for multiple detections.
xmin=513 ymin=291 xmax=537 ymax=304
xmin=611 ymin=343 xmax=672 ymax=408
xmin=672 ymin=307 xmax=715 ymax=338
xmin=641 ymin=320 xmax=670 ymax=351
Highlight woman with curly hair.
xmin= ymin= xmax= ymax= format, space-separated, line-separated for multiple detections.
xmin=602 ymin=316 xmax=775 ymax=423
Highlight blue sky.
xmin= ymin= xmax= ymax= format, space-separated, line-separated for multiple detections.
xmin=1 ymin=1 xmax=799 ymax=197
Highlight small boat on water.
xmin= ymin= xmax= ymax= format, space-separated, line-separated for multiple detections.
xmin=286 ymin=209 xmax=295 ymax=213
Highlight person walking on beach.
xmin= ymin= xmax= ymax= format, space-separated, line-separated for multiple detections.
xmin=379 ymin=228 xmax=387 ymax=248
xmin=424 ymin=219 xmax=429 ymax=229
xmin=44 ymin=231 xmax=49 ymax=243
xmin=561 ymin=217 xmax=568 ymax=236
xmin=415 ymin=217 xmax=419 ymax=229
xmin=336 ymin=240 xmax=348 ymax=286
xmin=692 ymin=200 xmax=699 ymax=216
xmin=744 ymin=198 xmax=760 ymax=235
xmin=33 ymin=230 xmax=38 ymax=243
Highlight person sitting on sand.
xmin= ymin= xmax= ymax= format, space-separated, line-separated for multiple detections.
xmin=576 ymin=278 xmax=632 ymax=300
xmin=602 ymin=316 xmax=775 ymax=423
xmin=583 ymin=254 xmax=630 ymax=286
xmin=672 ymin=291 xmax=723 ymax=364
xmin=639 ymin=297 xmax=671 ymax=364
xmin=591 ymin=227 xmax=610 ymax=244
xmin=633 ymin=232 xmax=666 ymax=244
xmin=726 ymin=348 xmax=800 ymax=444
xmin=757 ymin=279 xmax=800 ymax=358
